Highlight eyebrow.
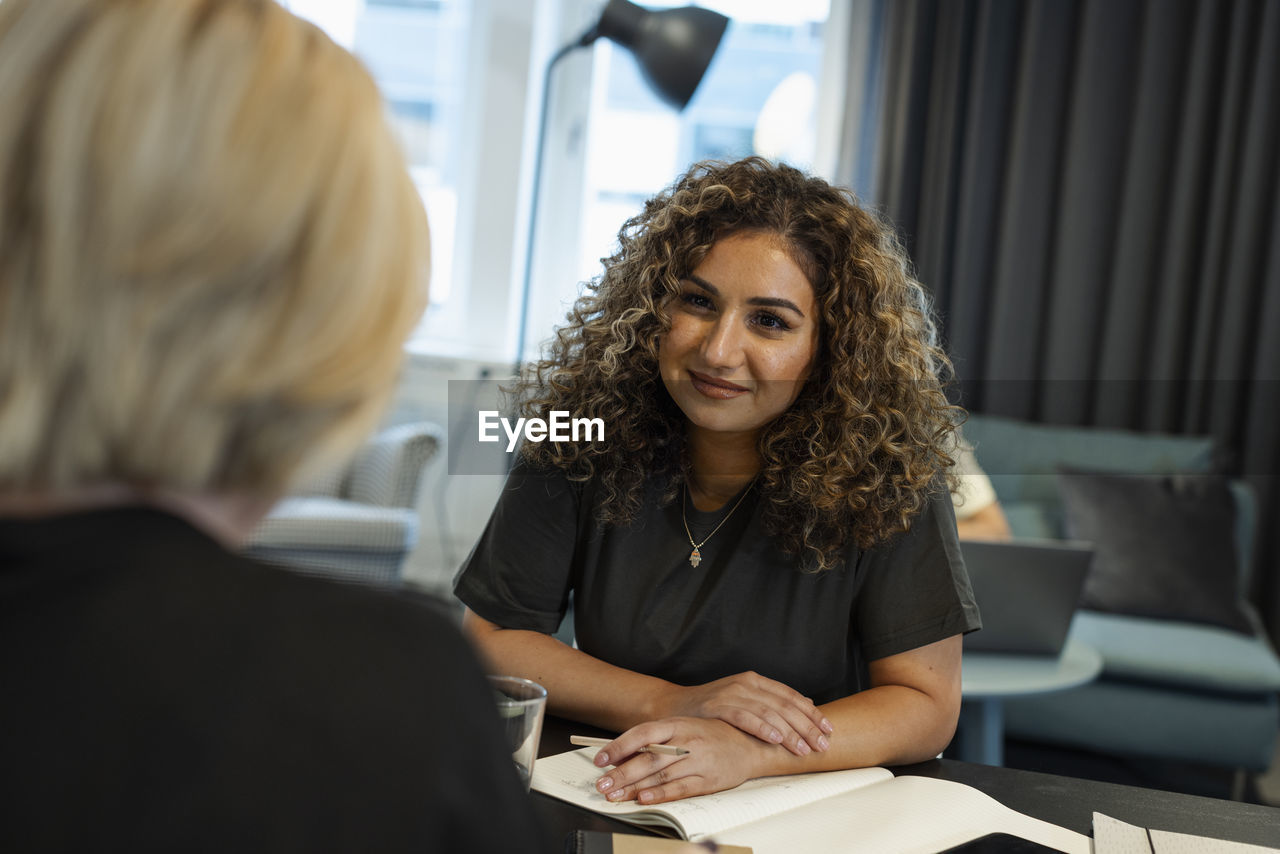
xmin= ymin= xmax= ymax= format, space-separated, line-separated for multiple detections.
xmin=686 ymin=274 xmax=807 ymax=318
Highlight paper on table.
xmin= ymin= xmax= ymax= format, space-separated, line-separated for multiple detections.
xmin=713 ymin=775 xmax=1090 ymax=854
xmin=532 ymin=748 xmax=1090 ymax=853
xmin=1148 ymin=831 xmax=1280 ymax=854
xmin=1094 ymin=813 xmax=1155 ymax=854
xmin=1094 ymin=813 xmax=1280 ymax=854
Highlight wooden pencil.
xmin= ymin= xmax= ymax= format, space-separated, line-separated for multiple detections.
xmin=569 ymin=734 xmax=690 ymax=756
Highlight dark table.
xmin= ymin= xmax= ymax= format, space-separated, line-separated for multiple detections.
xmin=532 ymin=715 xmax=1280 ymax=851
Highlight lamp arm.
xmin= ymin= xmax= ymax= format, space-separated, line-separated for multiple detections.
xmin=513 ymin=37 xmax=593 ymax=374
xmin=513 ymin=0 xmax=727 ymax=369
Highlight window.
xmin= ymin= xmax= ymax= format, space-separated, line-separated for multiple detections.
xmin=579 ymin=2 xmax=830 ymax=288
xmin=523 ymin=0 xmax=835 ymax=361
xmin=284 ymin=1 xmax=845 ymax=364
xmin=352 ymin=1 xmax=468 ymax=305
xmin=284 ymin=0 xmax=471 ymax=319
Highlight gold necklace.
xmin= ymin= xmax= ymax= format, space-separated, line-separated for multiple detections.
xmin=681 ymin=479 xmax=756 ymax=567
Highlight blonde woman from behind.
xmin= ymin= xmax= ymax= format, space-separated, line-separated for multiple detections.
xmin=0 ymin=1 xmax=548 ymax=851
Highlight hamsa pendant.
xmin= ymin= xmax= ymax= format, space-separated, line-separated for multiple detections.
xmin=689 ymin=547 xmax=702 ymax=567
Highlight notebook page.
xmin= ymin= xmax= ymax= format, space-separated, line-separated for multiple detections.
xmin=1094 ymin=812 xmax=1280 ymax=854
xmin=531 ymin=748 xmax=895 ymax=840
xmin=712 ymin=775 xmax=1091 ymax=853
xmin=1094 ymin=812 xmax=1154 ymax=853
xmin=1147 ymin=831 xmax=1279 ymax=854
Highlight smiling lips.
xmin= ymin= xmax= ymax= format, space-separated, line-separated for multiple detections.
xmin=688 ymin=370 xmax=749 ymax=399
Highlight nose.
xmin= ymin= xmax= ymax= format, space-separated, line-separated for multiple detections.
xmin=700 ymin=315 xmax=746 ymax=371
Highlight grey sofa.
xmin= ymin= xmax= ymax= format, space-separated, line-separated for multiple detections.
xmin=246 ymin=421 xmax=442 ymax=585
xmin=962 ymin=414 xmax=1280 ymax=775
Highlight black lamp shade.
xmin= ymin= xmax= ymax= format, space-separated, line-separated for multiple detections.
xmin=514 ymin=1 xmax=729 ymax=366
xmin=594 ymin=0 xmax=729 ymax=110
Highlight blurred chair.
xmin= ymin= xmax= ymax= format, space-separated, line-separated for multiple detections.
xmin=962 ymin=413 xmax=1280 ymax=781
xmin=246 ymin=421 xmax=442 ymax=586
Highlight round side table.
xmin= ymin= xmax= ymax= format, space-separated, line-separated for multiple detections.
xmin=956 ymin=638 xmax=1103 ymax=765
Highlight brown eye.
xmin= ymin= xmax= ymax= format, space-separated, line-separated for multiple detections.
xmin=752 ymin=311 xmax=791 ymax=331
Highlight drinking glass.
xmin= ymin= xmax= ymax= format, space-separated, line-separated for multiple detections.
xmin=489 ymin=675 xmax=547 ymax=790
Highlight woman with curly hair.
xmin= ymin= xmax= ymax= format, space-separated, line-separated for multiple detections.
xmin=456 ymin=157 xmax=980 ymax=803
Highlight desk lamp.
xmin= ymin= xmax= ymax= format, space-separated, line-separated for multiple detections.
xmin=514 ymin=0 xmax=729 ymax=366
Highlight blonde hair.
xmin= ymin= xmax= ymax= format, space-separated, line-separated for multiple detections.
xmin=0 ymin=0 xmax=429 ymax=496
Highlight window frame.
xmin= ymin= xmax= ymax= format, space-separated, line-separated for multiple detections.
xmin=362 ymin=0 xmax=859 ymax=364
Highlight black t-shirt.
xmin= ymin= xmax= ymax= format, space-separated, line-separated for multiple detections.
xmin=0 ymin=506 xmax=551 ymax=854
xmin=455 ymin=465 xmax=981 ymax=704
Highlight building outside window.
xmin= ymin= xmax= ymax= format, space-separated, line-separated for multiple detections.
xmin=576 ymin=1 xmax=829 ymax=286
xmin=285 ymin=0 xmax=468 ymax=313
xmin=529 ymin=0 xmax=833 ymax=361
xmin=283 ymin=1 xmax=841 ymax=363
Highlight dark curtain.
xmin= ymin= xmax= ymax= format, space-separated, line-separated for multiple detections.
xmin=845 ymin=0 xmax=1280 ymax=643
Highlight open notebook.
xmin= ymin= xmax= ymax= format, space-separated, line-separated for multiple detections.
xmin=533 ymin=748 xmax=1090 ymax=854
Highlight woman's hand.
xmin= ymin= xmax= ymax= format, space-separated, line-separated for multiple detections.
xmin=657 ymin=671 xmax=832 ymax=756
xmin=589 ymin=717 xmax=771 ymax=805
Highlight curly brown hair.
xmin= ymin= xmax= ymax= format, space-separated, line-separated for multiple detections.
xmin=515 ymin=157 xmax=960 ymax=571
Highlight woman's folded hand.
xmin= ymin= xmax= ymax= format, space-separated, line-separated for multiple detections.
xmin=656 ymin=671 xmax=832 ymax=757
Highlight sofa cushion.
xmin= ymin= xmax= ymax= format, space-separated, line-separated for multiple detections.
xmin=288 ymin=461 xmax=349 ymax=499
xmin=1071 ymin=610 xmax=1280 ymax=693
xmin=1057 ymin=471 xmax=1254 ymax=634
xmin=251 ymin=497 xmax=416 ymax=551
xmin=1003 ymin=676 xmax=1280 ymax=771
xmin=963 ymin=415 xmax=1215 ymax=533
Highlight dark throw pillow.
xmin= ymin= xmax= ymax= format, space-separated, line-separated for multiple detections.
xmin=1056 ymin=470 xmax=1254 ymax=635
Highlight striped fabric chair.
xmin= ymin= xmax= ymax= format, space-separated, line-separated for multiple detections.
xmin=246 ymin=421 xmax=442 ymax=586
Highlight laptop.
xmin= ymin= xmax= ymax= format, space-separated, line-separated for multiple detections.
xmin=962 ymin=539 xmax=1093 ymax=656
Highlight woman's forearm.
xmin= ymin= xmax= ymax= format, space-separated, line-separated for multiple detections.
xmin=744 ymin=683 xmax=958 ymax=777
xmin=589 ymin=677 xmax=961 ymax=806
xmin=461 ymin=611 xmax=678 ymax=732
xmin=462 ymin=610 xmax=833 ymax=755
xmin=463 ymin=611 xmax=962 ymax=781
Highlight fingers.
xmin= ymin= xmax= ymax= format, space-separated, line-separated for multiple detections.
xmin=614 ymin=770 xmax=701 ymax=806
xmin=595 ymin=747 xmax=680 ymax=802
xmin=712 ymin=674 xmax=832 ymax=755
xmin=593 ymin=718 xmax=758 ymax=804
xmin=724 ymin=705 xmax=827 ymax=756
xmin=718 ymin=704 xmax=785 ymax=747
xmin=596 ymin=749 xmax=711 ymax=806
xmin=729 ymin=696 xmax=831 ymax=755
xmin=633 ymin=778 xmax=699 ymax=806
xmin=767 ymin=700 xmax=832 ymax=756
xmin=745 ymin=672 xmax=833 ymax=741
xmin=590 ymin=720 xmax=678 ymax=768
